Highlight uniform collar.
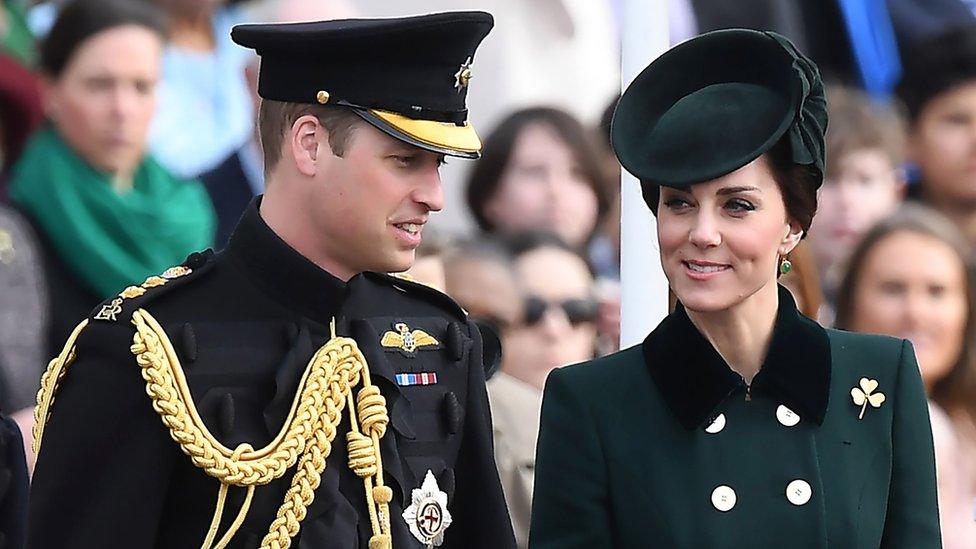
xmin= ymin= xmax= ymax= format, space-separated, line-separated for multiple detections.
xmin=642 ymin=285 xmax=831 ymax=431
xmin=224 ymin=197 xmax=347 ymax=322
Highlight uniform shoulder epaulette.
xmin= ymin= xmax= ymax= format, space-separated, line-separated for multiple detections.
xmin=366 ymin=271 xmax=467 ymax=320
xmin=88 ymin=249 xmax=216 ymax=325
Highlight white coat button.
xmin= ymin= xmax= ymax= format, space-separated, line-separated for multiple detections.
xmin=704 ymin=413 xmax=726 ymax=434
xmin=786 ymin=479 xmax=812 ymax=506
xmin=711 ymin=485 xmax=736 ymax=512
xmin=776 ymin=405 xmax=801 ymax=427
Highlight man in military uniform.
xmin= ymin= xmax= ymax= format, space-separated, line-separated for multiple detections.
xmin=28 ymin=12 xmax=516 ymax=549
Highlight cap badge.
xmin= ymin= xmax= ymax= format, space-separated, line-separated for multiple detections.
xmin=454 ymin=56 xmax=473 ymax=91
xmin=851 ymin=377 xmax=886 ymax=419
xmin=381 ymin=322 xmax=440 ymax=357
xmin=403 ymin=470 xmax=452 ymax=548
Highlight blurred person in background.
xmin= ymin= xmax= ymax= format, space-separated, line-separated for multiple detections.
xmin=443 ymin=236 xmax=523 ymax=343
xmin=147 ymin=0 xmax=252 ymax=178
xmin=466 ymin=106 xmax=611 ymax=253
xmin=7 ymin=0 xmax=215 ymax=361
xmin=896 ymin=24 xmax=976 ymax=249
xmin=808 ymin=85 xmax=906 ymax=319
xmin=835 ymin=204 xmax=976 ymax=547
xmin=488 ymin=231 xmax=597 ymax=548
xmin=201 ymin=0 xmax=360 ymax=248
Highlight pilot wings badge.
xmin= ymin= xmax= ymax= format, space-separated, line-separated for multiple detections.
xmin=380 ymin=322 xmax=441 ymax=357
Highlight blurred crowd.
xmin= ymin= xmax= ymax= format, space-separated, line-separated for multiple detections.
xmin=1 ymin=0 xmax=976 ymax=547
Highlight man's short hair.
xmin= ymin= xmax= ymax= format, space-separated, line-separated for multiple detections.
xmin=258 ymin=100 xmax=363 ymax=175
xmin=896 ymin=24 xmax=976 ymax=123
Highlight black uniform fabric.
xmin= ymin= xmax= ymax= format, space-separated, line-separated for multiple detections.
xmin=0 ymin=414 xmax=28 ymax=549
xmin=27 ymin=199 xmax=516 ymax=548
xmin=231 ymin=12 xmax=492 ymax=124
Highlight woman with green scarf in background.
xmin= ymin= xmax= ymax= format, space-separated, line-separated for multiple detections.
xmin=7 ymin=0 xmax=215 ymax=362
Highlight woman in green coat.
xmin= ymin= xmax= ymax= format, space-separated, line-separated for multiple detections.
xmin=529 ymin=29 xmax=941 ymax=548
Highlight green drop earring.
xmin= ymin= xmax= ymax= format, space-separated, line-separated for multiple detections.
xmin=779 ymin=257 xmax=793 ymax=275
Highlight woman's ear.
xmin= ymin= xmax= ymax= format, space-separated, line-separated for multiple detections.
xmin=780 ymin=220 xmax=804 ymax=256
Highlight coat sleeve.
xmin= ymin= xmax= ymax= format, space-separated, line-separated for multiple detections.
xmin=881 ymin=339 xmax=942 ymax=548
xmin=27 ymin=320 xmax=175 ymax=548
xmin=444 ymin=320 xmax=517 ymax=548
xmin=529 ymin=367 xmax=612 ymax=548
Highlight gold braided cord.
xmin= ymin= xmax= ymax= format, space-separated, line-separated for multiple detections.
xmin=33 ymin=319 xmax=89 ymax=455
xmin=129 ymin=309 xmax=393 ymax=549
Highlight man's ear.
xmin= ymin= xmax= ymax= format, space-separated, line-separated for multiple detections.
xmin=289 ymin=114 xmax=327 ymax=177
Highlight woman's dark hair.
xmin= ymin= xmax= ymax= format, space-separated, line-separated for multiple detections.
xmin=641 ymin=136 xmax=821 ymax=235
xmin=835 ymin=203 xmax=976 ymax=427
xmin=895 ymin=24 xmax=976 ymax=123
xmin=465 ymin=107 xmax=612 ymax=242
xmin=40 ymin=0 xmax=168 ymax=77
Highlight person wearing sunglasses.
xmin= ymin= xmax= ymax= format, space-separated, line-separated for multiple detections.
xmin=530 ymin=29 xmax=940 ymax=548
xmin=486 ymin=231 xmax=598 ymax=548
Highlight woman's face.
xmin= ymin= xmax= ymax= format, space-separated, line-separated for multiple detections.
xmin=910 ymin=81 xmax=976 ymax=207
xmin=482 ymin=122 xmax=600 ymax=247
xmin=43 ymin=25 xmax=162 ymax=176
xmin=657 ymin=157 xmax=801 ymax=313
xmin=503 ymin=246 xmax=597 ymax=376
xmin=849 ymin=230 xmax=968 ymax=388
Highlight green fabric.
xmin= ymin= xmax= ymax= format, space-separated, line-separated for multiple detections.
xmin=8 ymin=128 xmax=215 ymax=298
xmin=1 ymin=1 xmax=36 ymax=67
xmin=611 ymin=29 xmax=827 ymax=190
xmin=530 ymin=331 xmax=941 ymax=548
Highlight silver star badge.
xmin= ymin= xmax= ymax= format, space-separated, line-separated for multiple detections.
xmin=403 ymin=469 xmax=452 ymax=547
xmin=454 ymin=56 xmax=473 ymax=92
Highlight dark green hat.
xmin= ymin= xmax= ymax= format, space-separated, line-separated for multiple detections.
xmin=611 ymin=29 xmax=826 ymax=190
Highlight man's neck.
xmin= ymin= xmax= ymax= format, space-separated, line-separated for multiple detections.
xmin=926 ymin=192 xmax=976 ymax=247
xmin=684 ymin=281 xmax=780 ymax=384
xmin=259 ymin=190 xmax=356 ymax=282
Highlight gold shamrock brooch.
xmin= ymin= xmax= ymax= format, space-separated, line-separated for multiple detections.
xmin=851 ymin=377 xmax=886 ymax=420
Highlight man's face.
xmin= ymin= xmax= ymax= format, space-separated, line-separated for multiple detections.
xmin=311 ymin=123 xmax=445 ymax=277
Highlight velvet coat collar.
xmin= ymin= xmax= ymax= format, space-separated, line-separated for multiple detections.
xmin=642 ymin=285 xmax=831 ymax=430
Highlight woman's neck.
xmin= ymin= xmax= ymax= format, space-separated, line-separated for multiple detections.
xmin=169 ymin=10 xmax=216 ymax=51
xmin=685 ymin=282 xmax=780 ymax=384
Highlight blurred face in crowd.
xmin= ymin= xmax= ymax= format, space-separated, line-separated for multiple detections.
xmin=809 ymin=149 xmax=903 ymax=276
xmin=444 ymin=256 xmax=523 ymax=332
xmin=849 ymin=230 xmax=968 ymax=389
xmin=910 ymin=82 xmax=976 ymax=208
xmin=482 ymin=122 xmax=600 ymax=248
xmin=277 ymin=118 xmax=445 ymax=280
xmin=657 ymin=156 xmax=802 ymax=313
xmin=43 ymin=25 xmax=162 ymax=177
xmin=503 ymin=246 xmax=597 ymax=388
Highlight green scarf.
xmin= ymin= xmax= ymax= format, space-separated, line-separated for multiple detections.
xmin=9 ymin=128 xmax=215 ymax=298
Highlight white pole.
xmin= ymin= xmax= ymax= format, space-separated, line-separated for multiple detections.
xmin=619 ymin=0 xmax=672 ymax=348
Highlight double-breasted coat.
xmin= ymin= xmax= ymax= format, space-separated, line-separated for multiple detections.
xmin=530 ymin=287 xmax=941 ymax=548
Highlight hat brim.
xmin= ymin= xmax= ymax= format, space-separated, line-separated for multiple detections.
xmin=355 ymin=109 xmax=482 ymax=159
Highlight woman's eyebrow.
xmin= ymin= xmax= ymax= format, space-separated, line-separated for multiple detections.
xmin=716 ymin=186 xmax=760 ymax=195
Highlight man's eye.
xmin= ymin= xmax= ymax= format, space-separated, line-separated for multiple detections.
xmin=393 ymin=155 xmax=415 ymax=166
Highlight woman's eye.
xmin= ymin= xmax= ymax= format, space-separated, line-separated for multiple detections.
xmin=725 ymin=199 xmax=756 ymax=212
xmin=663 ymin=198 xmax=691 ymax=211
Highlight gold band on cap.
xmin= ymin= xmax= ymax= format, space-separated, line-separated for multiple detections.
xmin=369 ymin=109 xmax=481 ymax=154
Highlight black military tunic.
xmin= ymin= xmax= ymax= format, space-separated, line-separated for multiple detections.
xmin=28 ymin=200 xmax=516 ymax=548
